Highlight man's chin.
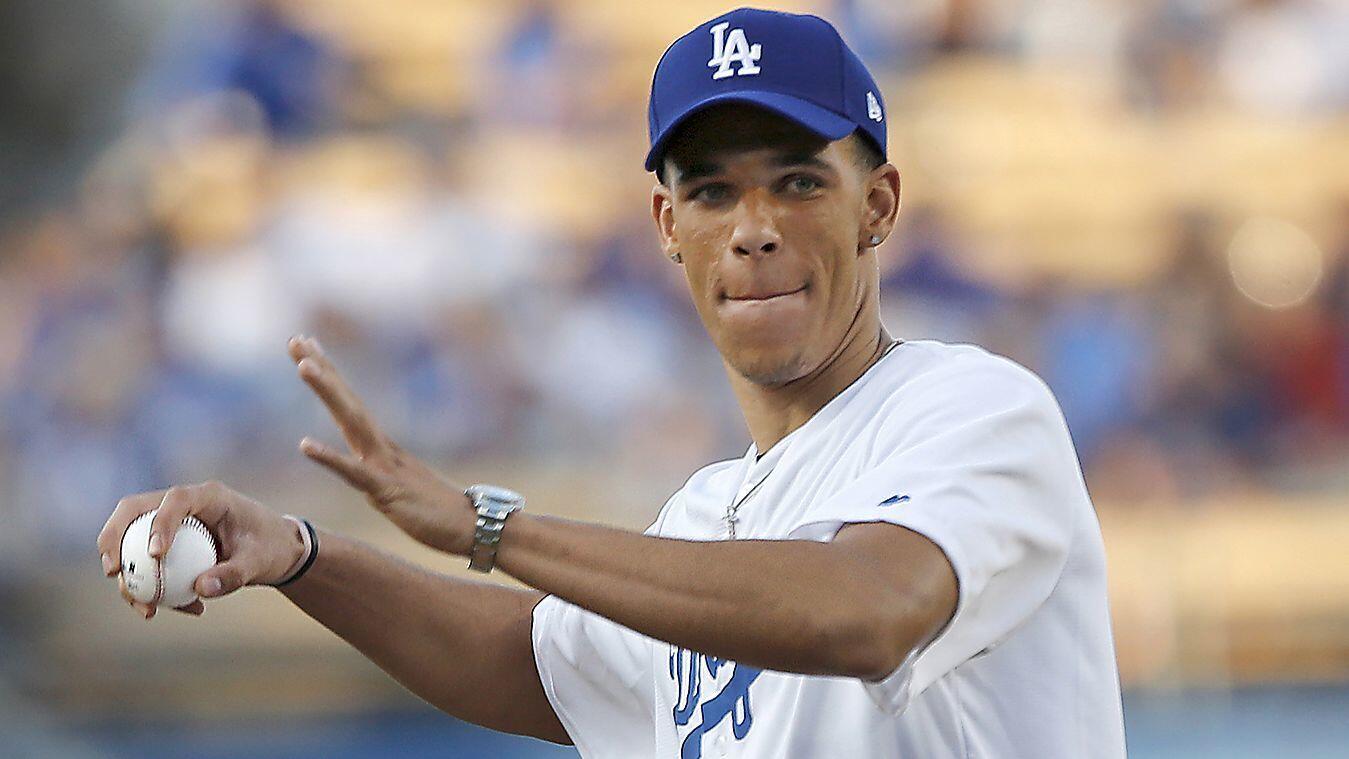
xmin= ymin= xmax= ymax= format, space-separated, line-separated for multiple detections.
xmin=724 ymin=346 xmax=812 ymax=388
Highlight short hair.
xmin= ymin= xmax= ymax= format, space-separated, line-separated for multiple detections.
xmin=851 ymin=132 xmax=885 ymax=175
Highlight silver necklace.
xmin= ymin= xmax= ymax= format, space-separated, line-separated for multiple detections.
xmin=726 ymin=473 xmax=769 ymax=540
xmin=725 ymin=338 xmax=902 ymax=540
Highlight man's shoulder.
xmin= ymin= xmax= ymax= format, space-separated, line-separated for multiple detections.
xmin=888 ymin=339 xmax=1049 ymax=392
xmin=872 ymin=339 xmax=1060 ymax=423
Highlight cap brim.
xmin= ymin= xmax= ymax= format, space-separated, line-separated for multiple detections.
xmin=644 ymin=91 xmax=856 ymax=173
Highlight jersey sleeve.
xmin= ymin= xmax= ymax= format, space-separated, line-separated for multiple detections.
xmin=786 ymin=358 xmax=1082 ymax=715
xmin=529 ymin=496 xmax=681 ymax=755
xmin=531 ymin=595 xmax=655 ymax=755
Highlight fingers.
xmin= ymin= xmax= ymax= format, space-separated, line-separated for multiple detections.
xmin=289 ymin=335 xmax=384 ymax=455
xmin=97 ymin=489 xmax=167 ymax=578
xmin=105 ymin=481 xmax=263 ymax=620
xmin=194 ymin=557 xmax=260 ymax=599
xmin=118 ymin=573 xmax=202 ymax=618
xmin=148 ymin=481 xmax=231 ymax=560
xmin=119 ymin=574 xmax=157 ymax=619
xmin=195 ymin=567 xmax=235 ymax=599
xmin=300 ymin=437 xmax=388 ymax=495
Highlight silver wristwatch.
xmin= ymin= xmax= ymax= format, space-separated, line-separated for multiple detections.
xmin=464 ymin=484 xmax=525 ymax=573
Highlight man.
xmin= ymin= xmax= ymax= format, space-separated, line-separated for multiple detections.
xmin=97 ymin=8 xmax=1125 ymax=758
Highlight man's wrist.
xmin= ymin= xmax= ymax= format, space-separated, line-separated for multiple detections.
xmin=487 ymin=511 xmax=531 ymax=569
xmin=455 ymin=491 xmax=477 ymax=556
xmin=270 ymin=515 xmax=315 ymax=586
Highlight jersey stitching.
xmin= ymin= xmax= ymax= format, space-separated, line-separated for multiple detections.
xmin=950 ymin=672 xmax=975 ymax=759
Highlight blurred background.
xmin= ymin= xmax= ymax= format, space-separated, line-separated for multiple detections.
xmin=1 ymin=0 xmax=1347 ymax=756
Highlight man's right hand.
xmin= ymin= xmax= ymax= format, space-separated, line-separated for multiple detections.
xmin=96 ymin=482 xmax=306 ymax=619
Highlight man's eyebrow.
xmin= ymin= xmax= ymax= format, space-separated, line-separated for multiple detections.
xmin=676 ymin=161 xmax=722 ymax=182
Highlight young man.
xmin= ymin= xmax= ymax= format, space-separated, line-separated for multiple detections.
xmin=98 ymin=8 xmax=1125 ymax=758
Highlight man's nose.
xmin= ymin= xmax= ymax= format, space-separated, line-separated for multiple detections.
xmin=729 ymin=194 xmax=783 ymax=257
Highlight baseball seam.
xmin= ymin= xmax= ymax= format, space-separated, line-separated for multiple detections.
xmin=170 ymin=517 xmax=219 ymax=605
xmin=123 ymin=513 xmax=219 ymax=606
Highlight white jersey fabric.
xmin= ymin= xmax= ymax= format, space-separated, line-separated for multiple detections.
xmin=531 ymin=340 xmax=1126 ymax=758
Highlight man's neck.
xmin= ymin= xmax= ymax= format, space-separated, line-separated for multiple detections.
xmin=730 ymin=324 xmax=894 ymax=455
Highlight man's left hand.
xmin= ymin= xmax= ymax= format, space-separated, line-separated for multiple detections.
xmin=288 ymin=335 xmax=476 ymax=556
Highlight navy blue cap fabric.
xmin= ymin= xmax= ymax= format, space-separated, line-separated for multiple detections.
xmin=645 ymin=7 xmax=887 ymax=173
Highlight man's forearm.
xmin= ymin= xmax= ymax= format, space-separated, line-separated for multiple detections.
xmin=496 ymin=515 xmax=948 ymax=680
xmin=278 ymin=529 xmax=568 ymax=743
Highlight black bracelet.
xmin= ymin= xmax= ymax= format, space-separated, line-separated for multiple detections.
xmin=274 ymin=518 xmax=319 ymax=587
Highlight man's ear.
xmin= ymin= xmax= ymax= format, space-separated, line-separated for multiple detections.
xmin=652 ymin=183 xmax=679 ymax=258
xmin=860 ymin=164 xmax=901 ymax=250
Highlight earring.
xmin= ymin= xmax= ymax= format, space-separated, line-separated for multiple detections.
xmin=868 ymin=235 xmax=882 ymax=246
xmin=669 ymin=251 xmax=682 ymax=263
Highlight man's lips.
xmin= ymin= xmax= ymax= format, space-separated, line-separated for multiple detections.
xmin=718 ymin=281 xmax=810 ymax=329
xmin=723 ymin=284 xmax=808 ymax=301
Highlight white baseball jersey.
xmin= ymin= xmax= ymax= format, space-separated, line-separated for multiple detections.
xmin=532 ymin=340 xmax=1126 ymax=758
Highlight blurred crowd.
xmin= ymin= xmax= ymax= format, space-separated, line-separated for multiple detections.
xmin=1 ymin=0 xmax=1347 ymax=568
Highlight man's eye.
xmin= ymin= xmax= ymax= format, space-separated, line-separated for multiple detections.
xmin=692 ymin=184 xmax=729 ymax=202
xmin=786 ymin=176 xmax=820 ymax=194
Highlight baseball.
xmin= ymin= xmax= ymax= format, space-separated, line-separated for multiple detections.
xmin=120 ymin=509 xmax=219 ymax=608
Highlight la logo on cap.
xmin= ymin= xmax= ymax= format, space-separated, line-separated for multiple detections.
xmin=708 ymin=21 xmax=761 ymax=80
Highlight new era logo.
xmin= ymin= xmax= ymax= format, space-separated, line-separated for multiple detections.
xmin=879 ymin=494 xmax=910 ymax=507
xmin=866 ymin=91 xmax=883 ymax=122
xmin=708 ymin=21 xmax=761 ymax=80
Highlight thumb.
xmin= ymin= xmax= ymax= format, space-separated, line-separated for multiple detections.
xmin=195 ymin=558 xmax=257 ymax=599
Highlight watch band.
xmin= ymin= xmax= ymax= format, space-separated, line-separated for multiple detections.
xmin=468 ymin=513 xmax=506 ymax=573
xmin=465 ymin=485 xmax=524 ymax=573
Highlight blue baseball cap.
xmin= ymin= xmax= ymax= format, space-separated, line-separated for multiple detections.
xmin=645 ymin=7 xmax=887 ymax=174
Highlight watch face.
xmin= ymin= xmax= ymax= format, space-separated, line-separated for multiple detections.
xmin=467 ymin=484 xmax=524 ymax=511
